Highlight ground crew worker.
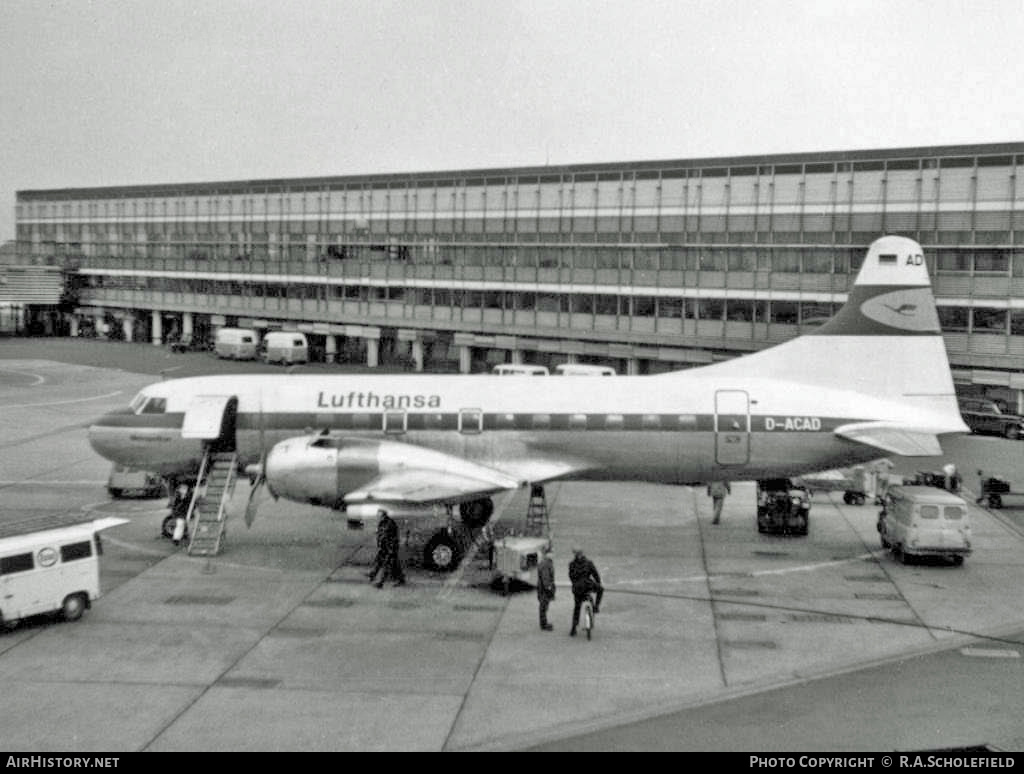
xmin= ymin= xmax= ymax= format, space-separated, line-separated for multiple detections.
xmin=707 ymin=480 xmax=731 ymax=524
xmin=367 ymin=510 xmax=390 ymax=583
xmin=568 ymin=547 xmax=603 ymax=637
xmin=943 ymin=462 xmax=961 ymax=493
xmin=536 ymin=544 xmax=555 ymax=631
xmin=170 ymin=482 xmax=191 ymax=547
xmin=373 ymin=510 xmax=406 ymax=588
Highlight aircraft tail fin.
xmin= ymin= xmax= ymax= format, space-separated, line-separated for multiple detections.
xmin=689 ymin=236 xmax=968 ymax=438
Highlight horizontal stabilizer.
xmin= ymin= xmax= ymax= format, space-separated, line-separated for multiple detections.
xmin=345 ymin=469 xmax=519 ymax=506
xmin=834 ymin=422 xmax=943 ymax=457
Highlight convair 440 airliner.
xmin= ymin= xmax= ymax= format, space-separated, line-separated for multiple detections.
xmin=89 ymin=236 xmax=968 ymax=566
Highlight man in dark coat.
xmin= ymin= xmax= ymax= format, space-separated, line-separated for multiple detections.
xmin=536 ymin=544 xmax=555 ymax=631
xmin=367 ymin=511 xmax=390 ymax=583
xmin=568 ymin=546 xmax=603 ymax=637
xmin=373 ymin=510 xmax=406 ymax=588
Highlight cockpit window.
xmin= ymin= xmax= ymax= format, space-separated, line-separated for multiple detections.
xmin=129 ymin=393 xmax=148 ymax=413
xmin=140 ymin=397 xmax=167 ymax=414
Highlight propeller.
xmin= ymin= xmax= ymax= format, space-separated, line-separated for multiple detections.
xmin=244 ymin=394 xmax=269 ymax=528
xmin=244 ymin=457 xmax=267 ymax=528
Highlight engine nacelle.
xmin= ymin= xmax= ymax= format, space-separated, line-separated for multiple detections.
xmin=265 ymin=435 xmax=382 ymax=509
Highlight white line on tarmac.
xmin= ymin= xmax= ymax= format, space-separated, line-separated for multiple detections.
xmin=0 ymin=390 xmax=123 ymax=410
xmin=101 ymin=535 xmax=172 ymax=558
xmin=611 ymin=552 xmax=879 ymax=586
xmin=0 ymin=368 xmax=45 ymax=386
xmin=0 ymin=480 xmax=107 ymax=486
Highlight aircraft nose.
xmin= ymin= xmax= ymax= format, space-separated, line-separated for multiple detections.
xmin=88 ymin=410 xmax=133 ymax=462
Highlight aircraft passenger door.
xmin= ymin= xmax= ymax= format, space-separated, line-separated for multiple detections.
xmin=181 ymin=395 xmax=238 ymax=451
xmin=714 ymin=390 xmax=750 ymax=465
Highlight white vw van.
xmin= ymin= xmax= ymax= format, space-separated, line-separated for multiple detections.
xmin=878 ymin=485 xmax=972 ymax=565
xmin=0 ymin=516 xmax=128 ymax=628
xmin=492 ymin=364 xmax=549 ymax=376
xmin=554 ymin=363 xmax=616 ymax=376
xmin=214 ymin=328 xmax=259 ymax=360
xmin=264 ymin=331 xmax=309 ymax=365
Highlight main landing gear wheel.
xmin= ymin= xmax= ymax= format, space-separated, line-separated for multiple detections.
xmin=424 ymin=531 xmax=463 ymax=572
xmin=459 ymin=498 xmax=494 ymax=529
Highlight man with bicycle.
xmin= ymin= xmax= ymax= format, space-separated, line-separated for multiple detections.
xmin=568 ymin=546 xmax=604 ymax=637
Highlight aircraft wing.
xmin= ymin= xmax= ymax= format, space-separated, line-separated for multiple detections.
xmin=344 ymin=468 xmax=520 ymax=507
xmin=834 ymin=422 xmax=943 ymax=457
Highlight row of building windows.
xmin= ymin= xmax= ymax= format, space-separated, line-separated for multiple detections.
xmin=22 ymin=210 xmax=1024 ymax=243
xmin=83 ymin=277 xmax=1024 ymax=333
xmin=45 ymin=241 xmax=1024 ymax=275
xmin=17 ymin=154 xmax=1024 ymax=223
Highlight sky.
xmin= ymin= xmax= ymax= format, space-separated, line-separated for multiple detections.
xmin=1 ymin=0 xmax=1022 ymax=242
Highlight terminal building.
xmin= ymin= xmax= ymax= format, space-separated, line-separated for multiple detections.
xmin=12 ymin=141 xmax=1024 ymax=406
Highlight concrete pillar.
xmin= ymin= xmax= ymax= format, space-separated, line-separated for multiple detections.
xmin=122 ymin=317 xmax=134 ymax=343
xmin=510 ymin=349 xmax=524 ymax=365
xmin=95 ymin=312 xmax=106 ymax=339
xmin=69 ymin=317 xmax=79 ymax=337
xmin=325 ymin=334 xmax=337 ymax=364
xmin=411 ymin=339 xmax=424 ymax=372
xmin=565 ymin=353 xmax=579 ymax=365
xmin=366 ymin=337 xmax=379 ymax=368
xmin=182 ymin=312 xmax=193 ymax=340
xmin=458 ymin=345 xmax=472 ymax=374
xmin=626 ymin=358 xmax=640 ymax=376
xmin=151 ymin=310 xmax=162 ymax=345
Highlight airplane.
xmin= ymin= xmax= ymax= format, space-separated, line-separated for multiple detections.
xmin=88 ymin=235 xmax=969 ymax=568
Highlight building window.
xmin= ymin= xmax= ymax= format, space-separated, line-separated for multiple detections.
xmin=936 ymin=250 xmax=971 ymax=272
xmin=697 ymin=298 xmax=724 ymax=320
xmin=974 ymin=251 xmax=1008 ymax=273
xmin=972 ymin=307 xmax=1006 ymax=333
xmin=725 ymin=300 xmax=753 ymax=322
xmin=770 ymin=301 xmax=798 ymax=324
xmin=632 ymin=296 xmax=655 ymax=317
xmin=658 ymin=298 xmax=684 ymax=319
xmin=595 ymin=295 xmax=618 ymax=315
xmin=1010 ymin=311 xmax=1024 ymax=335
xmin=937 ymin=306 xmax=968 ymax=332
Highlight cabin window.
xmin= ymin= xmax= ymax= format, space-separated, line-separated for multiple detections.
xmin=351 ymin=413 xmax=372 ymax=429
xmin=943 ymin=506 xmax=964 ymax=520
xmin=642 ymin=414 xmax=661 ymax=430
xmin=532 ymin=414 xmax=551 ymax=429
xmin=0 ymin=552 xmax=34 ymax=575
xmin=383 ymin=411 xmax=406 ymax=434
xmin=459 ymin=409 xmax=482 ymax=434
xmin=604 ymin=414 xmax=624 ymax=429
xmin=141 ymin=397 xmax=167 ymax=414
xmin=60 ymin=541 xmax=93 ymax=562
xmin=129 ymin=393 xmax=147 ymax=413
xmin=569 ymin=414 xmax=587 ymax=430
xmin=919 ymin=505 xmax=940 ymax=519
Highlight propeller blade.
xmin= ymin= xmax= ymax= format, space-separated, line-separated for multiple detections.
xmin=244 ymin=472 xmax=264 ymax=528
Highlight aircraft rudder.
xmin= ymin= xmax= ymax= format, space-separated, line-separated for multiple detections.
xmin=810 ymin=236 xmax=940 ymax=337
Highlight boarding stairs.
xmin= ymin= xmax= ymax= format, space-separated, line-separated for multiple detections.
xmin=525 ymin=484 xmax=549 ymax=537
xmin=186 ymin=450 xmax=237 ymax=556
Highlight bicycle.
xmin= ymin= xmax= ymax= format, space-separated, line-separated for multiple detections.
xmin=580 ymin=591 xmax=596 ymax=640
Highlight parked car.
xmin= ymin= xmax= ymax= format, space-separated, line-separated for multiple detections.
xmin=957 ymin=397 xmax=1024 ymax=440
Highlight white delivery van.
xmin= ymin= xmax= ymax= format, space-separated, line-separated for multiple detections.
xmin=214 ymin=327 xmax=259 ymax=360
xmin=492 ymin=364 xmax=549 ymax=376
xmin=878 ymin=485 xmax=972 ymax=565
xmin=264 ymin=331 xmax=309 ymax=364
xmin=0 ymin=515 xmax=128 ymax=628
xmin=554 ymin=363 xmax=616 ymax=376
